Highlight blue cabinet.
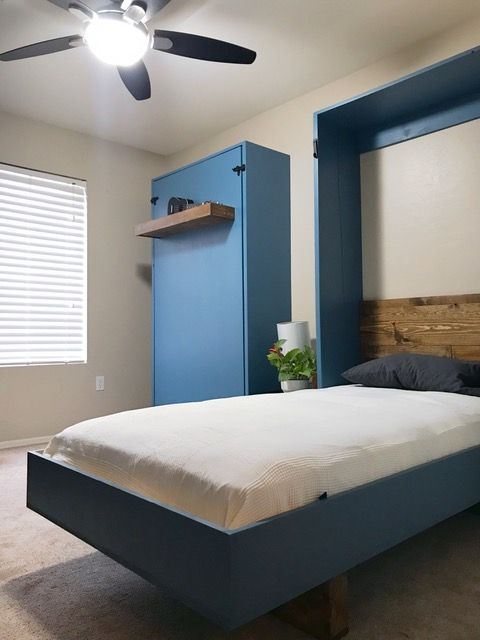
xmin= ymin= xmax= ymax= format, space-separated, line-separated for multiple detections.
xmin=151 ymin=142 xmax=290 ymax=405
xmin=313 ymin=46 xmax=480 ymax=387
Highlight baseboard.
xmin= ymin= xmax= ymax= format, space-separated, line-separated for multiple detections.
xmin=0 ymin=435 xmax=53 ymax=450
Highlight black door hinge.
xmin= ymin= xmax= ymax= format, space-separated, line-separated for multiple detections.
xmin=150 ymin=196 xmax=159 ymax=205
xmin=313 ymin=139 xmax=319 ymax=159
xmin=232 ymin=164 xmax=246 ymax=176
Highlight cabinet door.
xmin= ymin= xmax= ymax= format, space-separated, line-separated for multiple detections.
xmin=152 ymin=146 xmax=244 ymax=405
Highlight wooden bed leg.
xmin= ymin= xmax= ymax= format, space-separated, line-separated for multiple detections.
xmin=274 ymin=575 xmax=349 ymax=640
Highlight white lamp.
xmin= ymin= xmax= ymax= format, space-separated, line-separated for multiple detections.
xmin=277 ymin=321 xmax=311 ymax=352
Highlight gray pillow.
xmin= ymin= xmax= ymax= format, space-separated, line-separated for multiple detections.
xmin=342 ymin=353 xmax=480 ymax=396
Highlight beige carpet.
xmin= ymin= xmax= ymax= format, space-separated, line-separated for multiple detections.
xmin=1 ymin=446 xmax=479 ymax=640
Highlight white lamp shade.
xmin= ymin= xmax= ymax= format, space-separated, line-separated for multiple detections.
xmin=277 ymin=321 xmax=311 ymax=352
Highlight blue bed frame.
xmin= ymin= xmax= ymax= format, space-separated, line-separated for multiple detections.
xmin=27 ymin=446 xmax=480 ymax=630
xmin=27 ymin=46 xmax=480 ymax=635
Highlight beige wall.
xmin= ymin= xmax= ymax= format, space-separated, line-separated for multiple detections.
xmin=3 ymin=17 xmax=480 ymax=443
xmin=361 ymin=119 xmax=480 ymax=300
xmin=165 ymin=17 xmax=480 ymax=334
xmin=0 ymin=111 xmax=166 ymax=444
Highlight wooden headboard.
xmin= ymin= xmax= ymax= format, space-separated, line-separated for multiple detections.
xmin=361 ymin=294 xmax=480 ymax=362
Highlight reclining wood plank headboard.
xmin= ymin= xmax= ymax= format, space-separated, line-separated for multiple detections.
xmin=361 ymin=293 xmax=480 ymax=362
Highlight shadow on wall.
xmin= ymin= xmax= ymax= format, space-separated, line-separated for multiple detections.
xmin=360 ymin=151 xmax=384 ymax=300
xmin=136 ymin=263 xmax=152 ymax=286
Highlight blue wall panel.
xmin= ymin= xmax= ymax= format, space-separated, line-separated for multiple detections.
xmin=152 ymin=146 xmax=245 ymax=405
xmin=358 ymin=92 xmax=480 ymax=152
xmin=243 ymin=142 xmax=291 ymax=394
xmin=315 ymin=124 xmax=362 ymax=387
xmin=316 ymin=46 xmax=480 ymax=133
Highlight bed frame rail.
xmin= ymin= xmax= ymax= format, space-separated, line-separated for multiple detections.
xmin=27 ymin=447 xmax=480 ymax=632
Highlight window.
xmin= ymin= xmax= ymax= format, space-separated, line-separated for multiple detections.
xmin=0 ymin=163 xmax=87 ymax=366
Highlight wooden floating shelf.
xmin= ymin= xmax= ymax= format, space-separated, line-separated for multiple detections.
xmin=135 ymin=202 xmax=235 ymax=238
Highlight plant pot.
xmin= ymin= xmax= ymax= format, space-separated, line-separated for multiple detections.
xmin=280 ymin=379 xmax=310 ymax=393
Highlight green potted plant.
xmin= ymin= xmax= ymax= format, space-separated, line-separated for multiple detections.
xmin=266 ymin=339 xmax=316 ymax=392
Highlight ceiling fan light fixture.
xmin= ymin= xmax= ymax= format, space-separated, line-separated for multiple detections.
xmin=84 ymin=13 xmax=150 ymax=67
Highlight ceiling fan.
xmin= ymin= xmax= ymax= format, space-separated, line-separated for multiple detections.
xmin=0 ymin=0 xmax=257 ymax=101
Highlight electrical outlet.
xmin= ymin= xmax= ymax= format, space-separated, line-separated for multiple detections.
xmin=96 ymin=375 xmax=105 ymax=391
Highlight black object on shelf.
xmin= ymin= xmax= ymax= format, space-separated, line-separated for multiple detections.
xmin=168 ymin=196 xmax=194 ymax=215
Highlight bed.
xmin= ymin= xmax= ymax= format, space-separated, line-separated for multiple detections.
xmin=27 ymin=293 xmax=480 ymax=639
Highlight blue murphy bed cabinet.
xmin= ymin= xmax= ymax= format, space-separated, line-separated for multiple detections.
xmin=151 ymin=142 xmax=291 ymax=406
xmin=313 ymin=45 xmax=480 ymax=388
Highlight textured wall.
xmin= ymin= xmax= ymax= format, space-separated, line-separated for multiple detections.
xmin=361 ymin=119 xmax=480 ymax=299
xmin=0 ymin=111 xmax=166 ymax=443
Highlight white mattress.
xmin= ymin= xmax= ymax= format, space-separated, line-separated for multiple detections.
xmin=44 ymin=386 xmax=480 ymax=529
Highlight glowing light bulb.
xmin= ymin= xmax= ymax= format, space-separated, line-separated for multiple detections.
xmin=84 ymin=14 xmax=150 ymax=67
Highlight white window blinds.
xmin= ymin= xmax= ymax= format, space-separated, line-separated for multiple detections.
xmin=0 ymin=163 xmax=87 ymax=366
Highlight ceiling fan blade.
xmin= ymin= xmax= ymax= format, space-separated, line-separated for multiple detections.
xmin=0 ymin=36 xmax=84 ymax=62
xmin=153 ymin=30 xmax=256 ymax=64
xmin=117 ymin=61 xmax=151 ymax=100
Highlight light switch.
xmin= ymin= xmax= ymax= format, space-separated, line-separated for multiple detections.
xmin=96 ymin=375 xmax=105 ymax=391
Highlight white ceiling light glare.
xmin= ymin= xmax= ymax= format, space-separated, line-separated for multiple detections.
xmin=0 ymin=2 xmax=256 ymax=101
xmin=84 ymin=13 xmax=150 ymax=67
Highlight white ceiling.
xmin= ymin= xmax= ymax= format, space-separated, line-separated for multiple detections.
xmin=1 ymin=0 xmax=480 ymax=156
